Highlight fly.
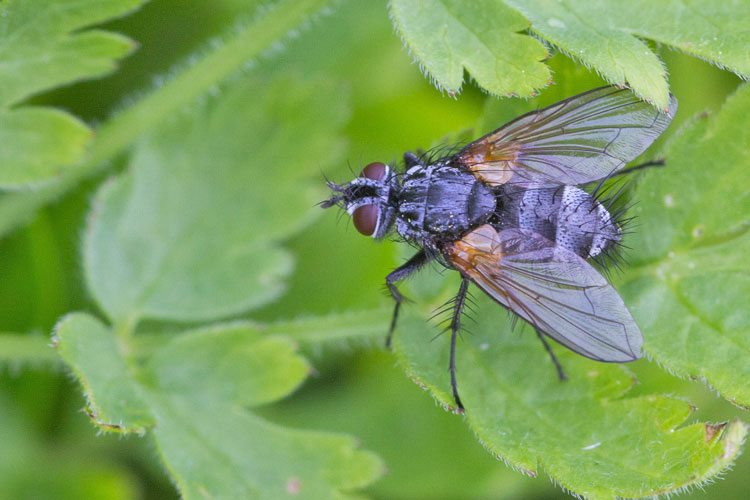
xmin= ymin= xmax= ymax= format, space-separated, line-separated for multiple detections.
xmin=322 ymin=86 xmax=678 ymax=412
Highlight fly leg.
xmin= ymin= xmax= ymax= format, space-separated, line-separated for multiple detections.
xmin=385 ymin=250 xmax=430 ymax=348
xmin=535 ymin=329 xmax=567 ymax=381
xmin=611 ymin=158 xmax=665 ymax=177
xmin=592 ymin=159 xmax=666 ymax=199
xmin=447 ymin=277 xmax=470 ymax=412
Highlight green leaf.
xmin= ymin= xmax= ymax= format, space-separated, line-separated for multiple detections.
xmin=391 ymin=0 xmax=750 ymax=109
xmin=0 ymin=108 xmax=92 ymax=188
xmin=53 ymin=313 xmax=154 ymax=434
xmin=389 ymin=0 xmax=551 ymax=97
xmin=262 ymin=349 xmax=553 ymax=499
xmin=620 ymin=84 xmax=750 ymax=408
xmin=0 ymin=0 xmax=334 ymax=234
xmin=84 ymin=74 xmax=348 ymax=323
xmin=394 ymin=298 xmax=747 ymax=499
xmin=150 ymin=394 xmax=383 ymax=500
xmin=54 ymin=314 xmax=383 ymax=498
xmin=476 ymin=54 xmax=610 ymax=137
xmin=147 ymin=324 xmax=311 ymax=407
xmin=148 ymin=324 xmax=382 ymax=499
xmin=501 ymin=0 xmax=750 ymax=109
xmin=501 ymin=0 xmax=668 ymax=108
xmin=0 ymin=0 xmax=144 ymax=188
xmin=0 ymin=0 xmax=143 ymax=107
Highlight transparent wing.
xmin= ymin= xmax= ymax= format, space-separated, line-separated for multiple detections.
xmin=445 ymin=225 xmax=642 ymax=362
xmin=457 ymin=86 xmax=677 ymax=186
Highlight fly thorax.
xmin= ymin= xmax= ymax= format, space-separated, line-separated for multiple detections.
xmin=396 ymin=164 xmax=496 ymax=242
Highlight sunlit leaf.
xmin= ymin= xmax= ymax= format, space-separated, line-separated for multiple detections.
xmin=391 ymin=0 xmax=750 ymax=109
xmin=502 ymin=0 xmax=750 ymax=109
xmin=621 ymin=83 xmax=750 ymax=408
xmin=389 ymin=0 xmax=551 ymax=97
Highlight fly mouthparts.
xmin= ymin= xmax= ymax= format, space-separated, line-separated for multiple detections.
xmin=319 ymin=191 xmax=345 ymax=209
xmin=319 ymin=197 xmax=337 ymax=209
xmin=320 ymin=179 xmax=349 ymax=209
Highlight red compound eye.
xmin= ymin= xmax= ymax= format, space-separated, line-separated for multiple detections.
xmin=352 ymin=204 xmax=379 ymax=236
xmin=361 ymin=162 xmax=387 ymax=181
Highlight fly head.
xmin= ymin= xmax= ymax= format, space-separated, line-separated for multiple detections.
xmin=321 ymin=162 xmax=399 ymax=239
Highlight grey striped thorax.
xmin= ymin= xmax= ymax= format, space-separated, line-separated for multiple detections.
xmin=395 ymin=163 xmax=496 ymax=245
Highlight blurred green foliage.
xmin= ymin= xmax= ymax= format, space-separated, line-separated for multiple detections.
xmin=0 ymin=0 xmax=748 ymax=498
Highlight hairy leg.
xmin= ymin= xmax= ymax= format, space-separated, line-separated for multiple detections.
xmin=448 ymin=278 xmax=470 ymax=412
xmin=385 ymin=250 xmax=429 ymax=347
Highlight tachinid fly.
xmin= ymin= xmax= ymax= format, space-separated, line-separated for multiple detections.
xmin=322 ymin=86 xmax=677 ymax=412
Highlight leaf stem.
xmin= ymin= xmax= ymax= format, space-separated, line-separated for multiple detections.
xmin=0 ymin=333 xmax=59 ymax=365
xmin=125 ymin=308 xmax=393 ymax=359
xmin=264 ymin=308 xmax=392 ymax=344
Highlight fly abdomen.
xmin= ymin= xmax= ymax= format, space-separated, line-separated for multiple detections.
xmin=557 ymin=186 xmax=620 ymax=258
xmin=503 ymin=185 xmax=621 ymax=259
